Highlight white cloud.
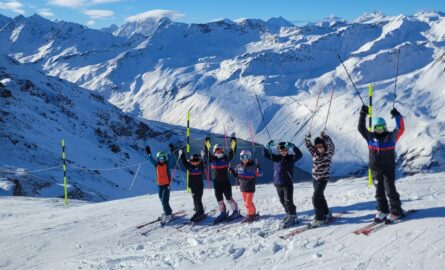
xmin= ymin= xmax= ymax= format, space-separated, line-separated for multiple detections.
xmin=48 ymin=0 xmax=123 ymax=8
xmin=48 ymin=0 xmax=86 ymax=8
xmin=86 ymin=19 xmax=95 ymax=27
xmin=91 ymin=0 xmax=122 ymax=3
xmin=84 ymin=9 xmax=114 ymax=19
xmin=0 ymin=1 xmax=25 ymax=14
xmin=37 ymin=8 xmax=55 ymax=17
xmin=125 ymin=9 xmax=184 ymax=22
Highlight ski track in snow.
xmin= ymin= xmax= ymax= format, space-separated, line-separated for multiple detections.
xmin=0 ymin=173 xmax=444 ymax=270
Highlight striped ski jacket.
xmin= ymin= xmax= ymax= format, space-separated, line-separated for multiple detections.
xmin=305 ymin=134 xmax=335 ymax=181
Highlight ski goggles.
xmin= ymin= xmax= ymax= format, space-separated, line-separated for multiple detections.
xmin=278 ymin=147 xmax=288 ymax=152
xmin=158 ymin=156 xmax=165 ymax=161
xmin=240 ymin=154 xmax=250 ymax=160
xmin=374 ymin=125 xmax=386 ymax=132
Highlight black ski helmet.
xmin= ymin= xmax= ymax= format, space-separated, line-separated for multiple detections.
xmin=277 ymin=142 xmax=288 ymax=151
xmin=314 ymin=137 xmax=325 ymax=146
xmin=191 ymin=153 xmax=202 ymax=162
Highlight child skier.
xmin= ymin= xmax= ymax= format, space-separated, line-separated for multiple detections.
xmin=179 ymin=149 xmax=206 ymax=222
xmin=145 ymin=143 xmax=176 ymax=224
xmin=229 ymin=150 xmax=263 ymax=222
xmin=263 ymin=141 xmax=303 ymax=228
xmin=203 ymin=136 xmax=241 ymax=224
xmin=358 ymin=105 xmax=405 ymax=223
xmin=305 ymin=131 xmax=335 ymax=227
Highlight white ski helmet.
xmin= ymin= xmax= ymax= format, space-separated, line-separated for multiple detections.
xmin=240 ymin=150 xmax=252 ymax=160
xmin=213 ymin=144 xmax=224 ymax=154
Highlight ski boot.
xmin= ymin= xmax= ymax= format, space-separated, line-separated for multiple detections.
xmin=228 ymin=209 xmax=242 ymax=221
xmin=191 ymin=212 xmax=206 ymax=223
xmin=213 ymin=211 xmax=228 ymax=224
xmin=386 ymin=210 xmax=406 ymax=224
xmin=374 ymin=211 xmax=388 ymax=223
xmin=160 ymin=214 xmax=173 ymax=225
xmin=280 ymin=214 xmax=296 ymax=229
xmin=242 ymin=213 xmax=259 ymax=223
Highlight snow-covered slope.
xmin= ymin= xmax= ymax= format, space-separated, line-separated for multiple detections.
xmin=0 ymin=54 xmax=188 ymax=201
xmin=0 ymin=12 xmax=444 ymax=177
xmin=0 ymin=172 xmax=444 ymax=269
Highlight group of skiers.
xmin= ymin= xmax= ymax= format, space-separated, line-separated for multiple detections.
xmin=145 ymin=105 xmax=406 ymax=228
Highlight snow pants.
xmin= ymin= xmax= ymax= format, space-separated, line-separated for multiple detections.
xmin=158 ymin=184 xmax=172 ymax=215
xmin=312 ymin=178 xmax=330 ymax=220
xmin=275 ymin=183 xmax=296 ymax=215
xmin=371 ymin=168 xmax=402 ymax=214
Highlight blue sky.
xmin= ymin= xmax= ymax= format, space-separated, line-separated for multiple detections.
xmin=0 ymin=0 xmax=443 ymax=28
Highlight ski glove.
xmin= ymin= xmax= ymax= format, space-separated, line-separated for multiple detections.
xmin=168 ymin=143 xmax=175 ymax=151
xmin=204 ymin=137 xmax=211 ymax=150
xmin=360 ymin=105 xmax=369 ymax=115
xmin=145 ymin=146 xmax=151 ymax=155
xmin=305 ymin=133 xmax=311 ymax=140
xmin=390 ymin=107 xmax=401 ymax=118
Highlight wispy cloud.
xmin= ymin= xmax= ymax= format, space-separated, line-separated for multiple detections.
xmin=91 ymin=0 xmax=122 ymax=3
xmin=47 ymin=0 xmax=86 ymax=8
xmin=37 ymin=8 xmax=55 ymax=17
xmin=48 ymin=0 xmax=123 ymax=8
xmin=84 ymin=9 xmax=114 ymax=19
xmin=86 ymin=19 xmax=95 ymax=27
xmin=125 ymin=9 xmax=184 ymax=22
xmin=0 ymin=1 xmax=25 ymax=14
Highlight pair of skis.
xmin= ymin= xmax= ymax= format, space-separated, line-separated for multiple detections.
xmin=136 ymin=210 xmax=187 ymax=235
xmin=353 ymin=209 xmax=417 ymax=236
xmin=277 ymin=211 xmax=349 ymax=240
xmin=173 ymin=209 xmax=217 ymax=230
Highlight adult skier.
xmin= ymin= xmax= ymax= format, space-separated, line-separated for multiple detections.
xmin=263 ymin=141 xmax=303 ymax=228
xmin=229 ymin=150 xmax=263 ymax=222
xmin=358 ymin=105 xmax=405 ymax=223
xmin=304 ymin=131 xmax=335 ymax=227
xmin=203 ymin=136 xmax=241 ymax=224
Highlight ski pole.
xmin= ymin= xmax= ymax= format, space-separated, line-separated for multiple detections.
xmin=323 ymin=84 xmax=335 ymax=131
xmin=248 ymin=121 xmax=258 ymax=164
xmin=392 ymin=48 xmax=400 ymax=108
xmin=186 ymin=111 xmax=191 ymax=193
xmin=255 ymin=94 xmax=272 ymax=141
xmin=368 ymin=84 xmax=373 ymax=188
xmin=337 ymin=54 xmax=365 ymax=105
xmin=308 ymin=89 xmax=323 ymax=134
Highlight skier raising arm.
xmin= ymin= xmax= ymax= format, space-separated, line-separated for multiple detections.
xmin=203 ymin=136 xmax=241 ymax=224
xmin=358 ymin=105 xmax=406 ymax=223
xmin=145 ymin=143 xmax=177 ymax=224
xmin=304 ymin=131 xmax=335 ymax=227
xmin=263 ymin=140 xmax=302 ymax=228
xmin=179 ymin=149 xmax=207 ymax=222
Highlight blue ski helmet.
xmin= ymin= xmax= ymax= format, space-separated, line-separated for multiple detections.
xmin=372 ymin=117 xmax=386 ymax=127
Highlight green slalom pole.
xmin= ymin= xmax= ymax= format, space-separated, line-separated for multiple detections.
xmin=368 ymin=84 xmax=373 ymax=188
xmin=186 ymin=111 xmax=191 ymax=193
xmin=61 ymin=139 xmax=68 ymax=207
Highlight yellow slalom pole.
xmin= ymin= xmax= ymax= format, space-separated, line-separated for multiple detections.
xmin=368 ymin=84 xmax=373 ymax=188
xmin=61 ymin=139 xmax=68 ymax=207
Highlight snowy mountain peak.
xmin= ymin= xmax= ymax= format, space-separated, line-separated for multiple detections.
xmin=114 ymin=16 xmax=173 ymax=38
xmin=266 ymin=16 xmax=294 ymax=27
xmin=355 ymin=11 xmax=389 ymax=24
xmin=0 ymin=13 xmax=11 ymax=28
xmin=100 ymin=24 xmax=118 ymax=34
